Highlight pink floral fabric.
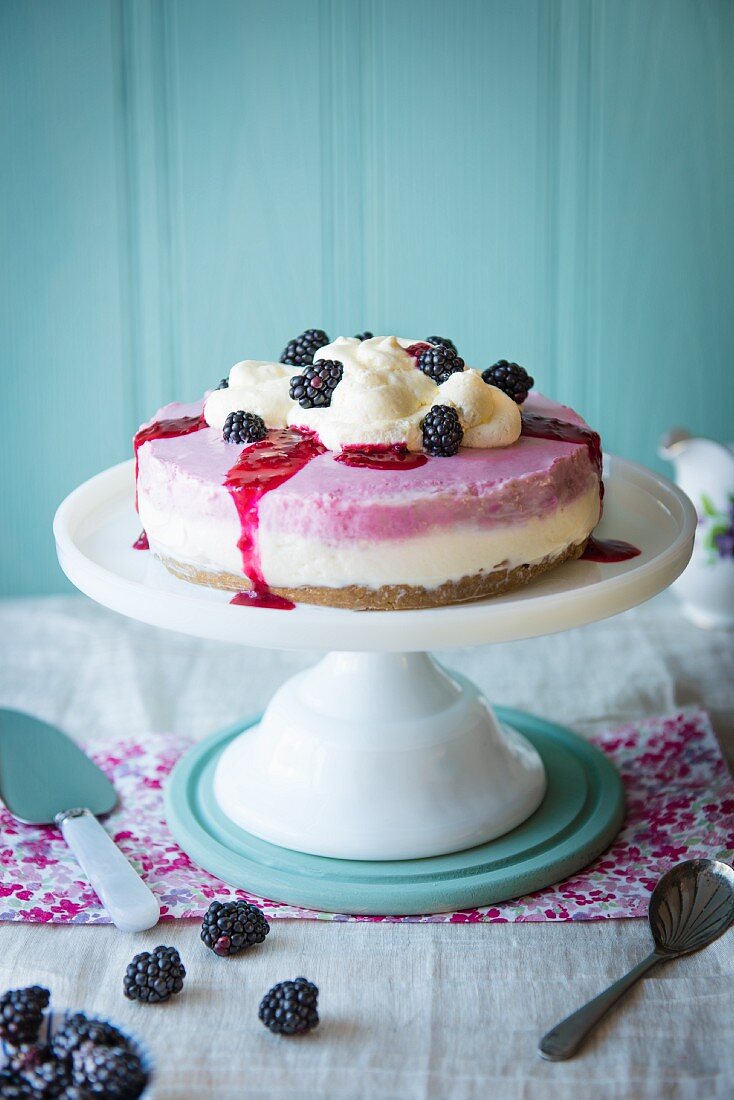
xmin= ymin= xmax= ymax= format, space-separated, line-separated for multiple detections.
xmin=1 ymin=708 xmax=732 ymax=924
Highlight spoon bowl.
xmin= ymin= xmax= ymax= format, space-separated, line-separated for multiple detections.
xmin=649 ymin=858 xmax=734 ymax=958
xmin=539 ymin=859 xmax=734 ymax=1060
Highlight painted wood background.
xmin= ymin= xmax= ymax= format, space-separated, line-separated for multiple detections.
xmin=2 ymin=0 xmax=733 ymax=595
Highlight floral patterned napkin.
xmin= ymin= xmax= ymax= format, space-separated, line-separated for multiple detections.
xmin=1 ymin=708 xmax=731 ymax=924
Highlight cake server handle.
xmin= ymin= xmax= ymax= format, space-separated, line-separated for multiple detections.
xmin=56 ymin=808 xmax=160 ymax=933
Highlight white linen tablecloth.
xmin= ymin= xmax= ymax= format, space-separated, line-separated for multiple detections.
xmin=1 ymin=593 xmax=733 ymax=1099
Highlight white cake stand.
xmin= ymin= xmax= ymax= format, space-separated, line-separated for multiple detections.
xmin=54 ymin=455 xmax=695 ymax=908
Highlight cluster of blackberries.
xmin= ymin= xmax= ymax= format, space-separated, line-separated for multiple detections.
xmin=0 ymin=988 xmax=148 ymax=1099
xmin=198 ymin=901 xmax=319 ymax=1034
xmin=208 ymin=329 xmax=537 ymax=469
xmin=122 ymin=904 xmax=317 ymax=1037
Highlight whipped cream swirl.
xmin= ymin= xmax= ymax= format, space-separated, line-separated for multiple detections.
xmin=204 ymin=360 xmax=293 ymax=430
xmin=204 ymin=336 xmax=521 ymax=452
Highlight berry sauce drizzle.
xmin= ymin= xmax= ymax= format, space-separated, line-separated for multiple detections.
xmin=133 ymin=413 xmax=208 ymax=507
xmin=335 ymin=443 xmax=428 ymax=470
xmin=581 ymin=536 xmax=641 ymax=563
xmin=224 ymin=429 xmax=326 ymax=596
xmin=133 ymin=413 xmax=208 ymax=470
xmin=520 ymin=412 xmax=603 ymax=484
xmin=132 ymin=531 xmax=149 ymax=550
xmin=521 ymin=412 xmax=640 ymax=560
xmin=230 ymin=590 xmax=296 ymax=610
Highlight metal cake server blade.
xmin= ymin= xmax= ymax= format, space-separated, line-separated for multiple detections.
xmin=0 ymin=708 xmax=159 ymax=932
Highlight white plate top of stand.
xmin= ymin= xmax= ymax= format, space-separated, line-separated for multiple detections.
xmin=54 ymin=456 xmax=695 ymax=652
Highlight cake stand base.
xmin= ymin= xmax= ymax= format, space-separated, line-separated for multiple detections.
xmin=165 ymin=706 xmax=625 ymax=916
xmin=213 ymin=652 xmax=546 ymax=860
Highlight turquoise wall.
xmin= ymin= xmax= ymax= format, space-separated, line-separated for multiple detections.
xmin=2 ymin=0 xmax=733 ymax=596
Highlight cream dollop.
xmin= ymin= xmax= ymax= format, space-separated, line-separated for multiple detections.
xmin=289 ymin=337 xmax=437 ymax=450
xmin=204 ymin=360 xmax=293 ymax=430
xmin=438 ymin=369 xmax=521 ymax=447
xmin=205 ymin=337 xmax=523 ymax=452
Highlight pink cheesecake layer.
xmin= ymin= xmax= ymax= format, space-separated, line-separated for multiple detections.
xmin=137 ymin=399 xmax=232 ymax=483
xmin=259 ymin=438 xmax=596 ymax=541
xmin=137 ymin=393 xmax=599 ymax=545
xmin=135 ymin=399 xmax=236 ymax=541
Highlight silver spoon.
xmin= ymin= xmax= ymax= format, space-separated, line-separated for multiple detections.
xmin=539 ymin=858 xmax=734 ymax=1061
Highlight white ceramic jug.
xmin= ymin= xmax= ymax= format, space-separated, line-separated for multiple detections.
xmin=659 ymin=429 xmax=734 ymax=628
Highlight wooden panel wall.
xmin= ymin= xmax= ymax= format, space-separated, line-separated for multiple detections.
xmin=2 ymin=0 xmax=733 ymax=594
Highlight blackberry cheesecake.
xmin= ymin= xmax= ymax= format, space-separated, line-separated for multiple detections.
xmin=134 ymin=333 xmax=604 ymax=610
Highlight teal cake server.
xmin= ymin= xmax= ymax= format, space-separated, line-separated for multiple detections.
xmin=0 ymin=708 xmax=159 ymax=932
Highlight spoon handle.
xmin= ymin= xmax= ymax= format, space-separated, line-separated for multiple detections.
xmin=539 ymin=951 xmax=661 ymax=1060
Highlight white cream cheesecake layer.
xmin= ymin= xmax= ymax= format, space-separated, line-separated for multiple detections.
xmin=138 ymin=453 xmax=244 ymax=577
xmin=139 ymin=473 xmax=600 ymax=591
xmin=258 ymin=488 xmax=598 ymax=588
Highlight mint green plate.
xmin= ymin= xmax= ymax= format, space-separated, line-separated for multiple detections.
xmin=164 ymin=708 xmax=625 ymax=915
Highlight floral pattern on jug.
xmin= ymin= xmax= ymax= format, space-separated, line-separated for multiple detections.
xmin=660 ymin=429 xmax=734 ymax=628
xmin=700 ymin=493 xmax=734 ymax=562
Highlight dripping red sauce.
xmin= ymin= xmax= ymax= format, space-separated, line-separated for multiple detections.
xmin=132 ymin=531 xmax=149 ymax=550
xmin=581 ymin=536 xmax=641 ymax=563
xmin=133 ymin=412 xmax=208 ymax=508
xmin=223 ymin=429 xmax=326 ymax=592
xmin=335 ymin=443 xmax=428 ymax=470
xmin=520 ymin=412 xmax=603 ymax=485
xmin=230 ymin=590 xmax=295 ymax=610
xmin=521 ymin=412 xmax=640 ymax=560
xmin=133 ymin=412 xmax=208 ymax=469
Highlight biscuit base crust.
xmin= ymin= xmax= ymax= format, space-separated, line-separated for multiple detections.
xmin=157 ymin=539 xmax=588 ymax=611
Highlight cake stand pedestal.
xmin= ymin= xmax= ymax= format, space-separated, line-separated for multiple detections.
xmin=213 ymin=650 xmax=546 ymax=860
xmin=54 ymin=455 xmax=695 ymax=913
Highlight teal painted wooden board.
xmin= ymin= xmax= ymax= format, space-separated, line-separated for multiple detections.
xmin=164 ymin=708 xmax=625 ymax=914
xmin=2 ymin=0 xmax=733 ymax=595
